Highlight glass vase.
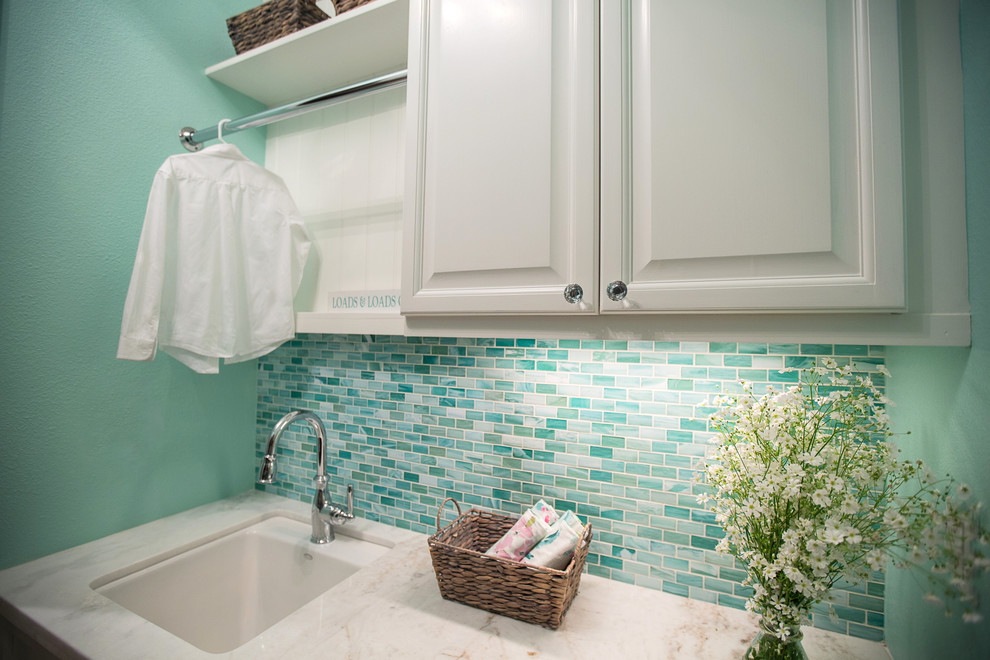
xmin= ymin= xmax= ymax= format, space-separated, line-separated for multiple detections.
xmin=744 ymin=617 xmax=809 ymax=660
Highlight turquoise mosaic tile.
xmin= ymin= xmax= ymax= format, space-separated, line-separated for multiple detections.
xmin=255 ymin=335 xmax=886 ymax=641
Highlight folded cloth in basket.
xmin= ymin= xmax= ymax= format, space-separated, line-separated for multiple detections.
xmin=530 ymin=498 xmax=558 ymax=525
xmin=484 ymin=499 xmax=559 ymax=560
xmin=521 ymin=510 xmax=585 ymax=570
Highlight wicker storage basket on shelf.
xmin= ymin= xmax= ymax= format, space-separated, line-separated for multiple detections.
xmin=334 ymin=0 xmax=378 ymax=13
xmin=427 ymin=498 xmax=593 ymax=630
xmin=226 ymin=0 xmax=331 ymax=55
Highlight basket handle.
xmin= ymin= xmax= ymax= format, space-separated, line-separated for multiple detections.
xmin=436 ymin=497 xmax=463 ymax=531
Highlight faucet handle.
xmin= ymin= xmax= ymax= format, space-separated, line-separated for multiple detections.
xmin=326 ymin=484 xmax=355 ymax=526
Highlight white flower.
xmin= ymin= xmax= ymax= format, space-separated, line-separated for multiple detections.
xmin=822 ymin=524 xmax=848 ymax=545
xmin=740 ymin=500 xmax=764 ymax=518
xmin=950 ymin=577 xmax=970 ymax=590
xmin=825 ymin=475 xmax=845 ymax=492
xmin=883 ymin=509 xmax=908 ymax=531
xmin=783 ymin=566 xmax=806 ymax=584
xmin=866 ymin=549 xmax=886 ymax=571
xmin=808 ymin=556 xmax=830 ymax=574
xmin=806 ymin=538 xmax=827 ymax=558
xmin=963 ymin=611 xmax=983 ymax=624
xmin=812 ymin=488 xmax=831 ymax=507
xmin=840 ymin=497 xmax=861 ymax=515
xmin=850 ymin=467 xmax=870 ymax=484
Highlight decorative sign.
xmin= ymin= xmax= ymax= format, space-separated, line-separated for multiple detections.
xmin=328 ymin=290 xmax=401 ymax=314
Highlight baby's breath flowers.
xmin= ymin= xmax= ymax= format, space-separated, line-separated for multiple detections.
xmin=698 ymin=359 xmax=988 ymax=648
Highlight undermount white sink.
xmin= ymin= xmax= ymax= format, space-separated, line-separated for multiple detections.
xmin=90 ymin=514 xmax=390 ymax=654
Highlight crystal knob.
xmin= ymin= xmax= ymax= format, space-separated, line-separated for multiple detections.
xmin=606 ymin=280 xmax=628 ymax=302
xmin=563 ymin=284 xmax=584 ymax=304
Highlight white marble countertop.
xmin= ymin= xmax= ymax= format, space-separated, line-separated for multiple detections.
xmin=0 ymin=491 xmax=893 ymax=659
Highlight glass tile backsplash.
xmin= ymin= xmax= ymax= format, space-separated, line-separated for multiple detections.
xmin=256 ymin=335 xmax=886 ymax=641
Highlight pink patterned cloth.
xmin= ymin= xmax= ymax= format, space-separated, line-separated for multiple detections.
xmin=485 ymin=500 xmax=559 ymax=560
xmin=530 ymin=499 xmax=558 ymax=525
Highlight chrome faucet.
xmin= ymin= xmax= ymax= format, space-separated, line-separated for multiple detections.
xmin=258 ymin=410 xmax=354 ymax=543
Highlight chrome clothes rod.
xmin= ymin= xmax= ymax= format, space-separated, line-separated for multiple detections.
xmin=179 ymin=69 xmax=407 ymax=152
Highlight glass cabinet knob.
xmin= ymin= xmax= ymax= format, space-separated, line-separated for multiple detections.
xmin=563 ymin=284 xmax=584 ymax=304
xmin=606 ymin=280 xmax=628 ymax=302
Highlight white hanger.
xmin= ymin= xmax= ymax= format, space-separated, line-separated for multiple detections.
xmin=217 ymin=118 xmax=231 ymax=144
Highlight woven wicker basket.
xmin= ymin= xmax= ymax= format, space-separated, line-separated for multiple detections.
xmin=226 ymin=0 xmax=330 ymax=55
xmin=427 ymin=498 xmax=593 ymax=629
xmin=334 ymin=0 xmax=378 ymax=13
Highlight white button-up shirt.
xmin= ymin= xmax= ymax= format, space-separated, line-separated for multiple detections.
xmin=117 ymin=143 xmax=311 ymax=374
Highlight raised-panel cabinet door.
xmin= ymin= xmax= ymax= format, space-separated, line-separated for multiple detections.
xmin=402 ymin=0 xmax=599 ymax=314
xmin=600 ymin=0 xmax=905 ymax=312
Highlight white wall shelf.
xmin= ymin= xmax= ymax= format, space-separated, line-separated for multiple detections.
xmin=296 ymin=313 xmax=406 ymax=336
xmin=206 ymin=0 xmax=409 ymax=107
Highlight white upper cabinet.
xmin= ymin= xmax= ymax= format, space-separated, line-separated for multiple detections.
xmin=403 ymin=0 xmax=907 ymax=315
xmin=600 ymin=0 xmax=905 ymax=312
xmin=402 ymin=0 xmax=599 ymax=314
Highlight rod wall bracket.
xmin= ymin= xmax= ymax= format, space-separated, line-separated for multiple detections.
xmin=179 ymin=127 xmax=203 ymax=152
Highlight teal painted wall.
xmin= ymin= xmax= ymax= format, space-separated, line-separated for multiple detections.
xmin=0 ymin=0 xmax=266 ymax=570
xmin=886 ymin=0 xmax=990 ymax=657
